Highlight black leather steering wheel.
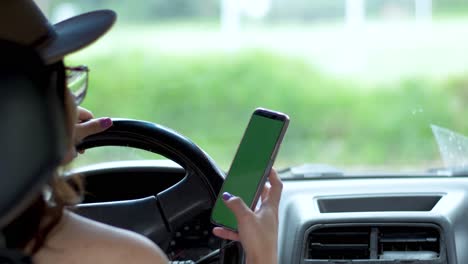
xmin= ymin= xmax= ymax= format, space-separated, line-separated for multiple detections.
xmin=75 ymin=119 xmax=225 ymax=247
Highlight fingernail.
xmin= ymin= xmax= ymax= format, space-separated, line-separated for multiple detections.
xmin=99 ymin=118 xmax=112 ymax=128
xmin=222 ymin=192 xmax=233 ymax=201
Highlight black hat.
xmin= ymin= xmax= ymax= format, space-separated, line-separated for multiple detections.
xmin=0 ymin=0 xmax=116 ymax=64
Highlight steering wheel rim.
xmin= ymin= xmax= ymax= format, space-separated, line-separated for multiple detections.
xmin=76 ymin=118 xmax=225 ymax=245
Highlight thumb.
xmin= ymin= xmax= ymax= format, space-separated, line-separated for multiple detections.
xmin=223 ymin=192 xmax=252 ymax=221
xmin=77 ymin=106 xmax=94 ymax=122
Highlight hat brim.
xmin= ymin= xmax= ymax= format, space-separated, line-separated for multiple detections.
xmin=39 ymin=10 xmax=116 ymax=64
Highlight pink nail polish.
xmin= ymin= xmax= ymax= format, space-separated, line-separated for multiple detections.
xmin=99 ymin=118 xmax=112 ymax=128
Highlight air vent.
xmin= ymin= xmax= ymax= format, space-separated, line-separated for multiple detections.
xmin=379 ymin=226 xmax=439 ymax=260
xmin=307 ymin=227 xmax=370 ymax=260
xmin=305 ymin=225 xmax=442 ymax=262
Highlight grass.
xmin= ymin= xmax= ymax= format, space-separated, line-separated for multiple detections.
xmin=67 ymin=21 xmax=468 ymax=171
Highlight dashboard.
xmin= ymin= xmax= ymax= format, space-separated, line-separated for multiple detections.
xmin=75 ymin=160 xmax=468 ymax=264
xmin=277 ymin=176 xmax=468 ymax=264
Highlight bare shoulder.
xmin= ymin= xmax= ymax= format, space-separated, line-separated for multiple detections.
xmin=34 ymin=210 xmax=168 ymax=264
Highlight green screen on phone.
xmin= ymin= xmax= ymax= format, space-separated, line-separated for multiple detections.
xmin=211 ymin=113 xmax=285 ymax=230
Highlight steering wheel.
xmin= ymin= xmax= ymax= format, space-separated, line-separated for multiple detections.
xmin=76 ymin=119 xmax=226 ymax=246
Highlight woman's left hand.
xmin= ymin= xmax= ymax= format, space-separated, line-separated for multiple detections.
xmin=74 ymin=107 xmax=113 ymax=153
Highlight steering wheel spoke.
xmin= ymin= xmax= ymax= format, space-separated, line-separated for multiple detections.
xmin=158 ymin=171 xmax=214 ymax=233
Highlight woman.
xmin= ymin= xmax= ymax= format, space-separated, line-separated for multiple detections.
xmin=1 ymin=1 xmax=283 ymax=264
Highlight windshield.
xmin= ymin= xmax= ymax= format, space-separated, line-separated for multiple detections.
xmin=44 ymin=0 xmax=468 ymax=172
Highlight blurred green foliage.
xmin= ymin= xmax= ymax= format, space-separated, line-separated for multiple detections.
xmin=51 ymin=0 xmax=219 ymax=22
xmin=54 ymin=0 xmax=468 ymax=170
xmin=434 ymin=0 xmax=468 ymax=16
xmin=51 ymin=0 xmax=468 ymax=23
xmin=268 ymin=0 xmax=345 ymax=22
xmin=71 ymin=51 xmax=468 ymax=170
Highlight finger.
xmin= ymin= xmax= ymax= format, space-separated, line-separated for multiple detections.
xmin=75 ymin=118 xmax=112 ymax=143
xmin=77 ymin=107 xmax=94 ymax=122
xmin=266 ymin=169 xmax=283 ymax=206
xmin=223 ymin=192 xmax=252 ymax=221
xmin=212 ymin=227 xmax=240 ymax=241
xmin=261 ymin=184 xmax=271 ymax=203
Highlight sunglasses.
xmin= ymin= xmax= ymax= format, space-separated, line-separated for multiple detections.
xmin=65 ymin=65 xmax=89 ymax=105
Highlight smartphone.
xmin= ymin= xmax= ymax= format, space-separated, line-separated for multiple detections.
xmin=211 ymin=108 xmax=289 ymax=231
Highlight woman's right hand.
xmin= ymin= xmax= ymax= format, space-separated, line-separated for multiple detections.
xmin=212 ymin=169 xmax=283 ymax=264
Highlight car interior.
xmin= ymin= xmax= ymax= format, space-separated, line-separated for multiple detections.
xmin=1 ymin=43 xmax=467 ymax=264
xmin=3 ymin=1 xmax=468 ymax=264
xmin=70 ymin=122 xmax=468 ymax=264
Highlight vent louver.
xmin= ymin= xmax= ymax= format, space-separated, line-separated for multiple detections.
xmin=378 ymin=226 xmax=439 ymax=260
xmin=307 ymin=227 xmax=370 ymax=260
xmin=305 ymin=225 xmax=441 ymax=262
